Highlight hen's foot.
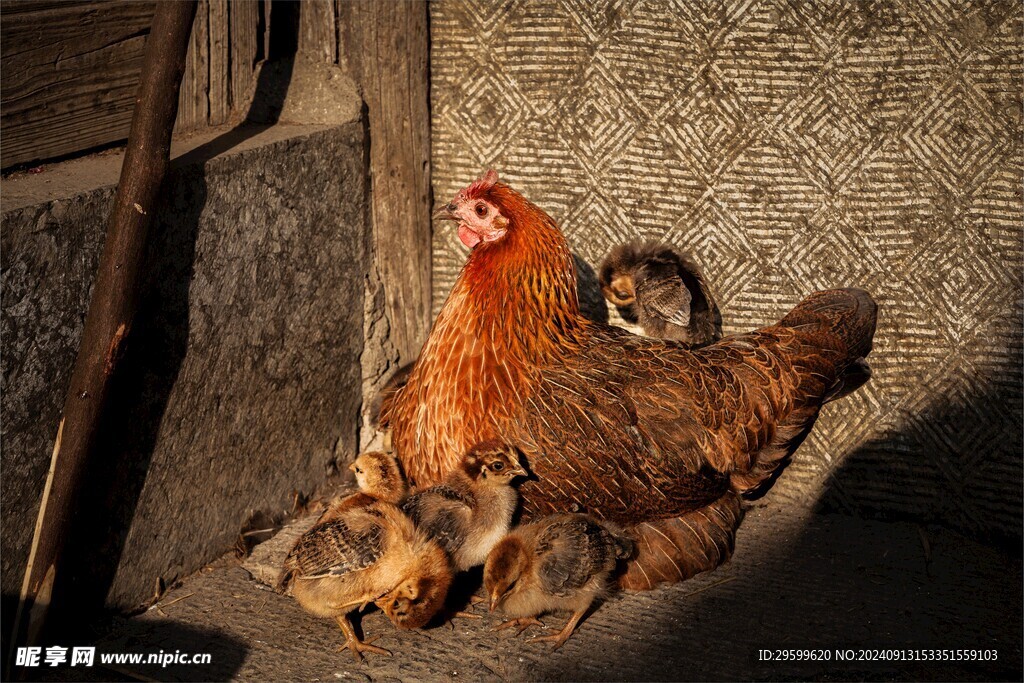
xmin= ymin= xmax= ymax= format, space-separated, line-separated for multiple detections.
xmin=493 ymin=617 xmax=545 ymax=635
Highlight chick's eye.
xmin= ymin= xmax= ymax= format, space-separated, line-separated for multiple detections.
xmin=615 ymin=290 xmax=629 ymax=299
xmin=492 ymin=462 xmax=504 ymax=471
xmin=474 ymin=203 xmax=487 ymax=217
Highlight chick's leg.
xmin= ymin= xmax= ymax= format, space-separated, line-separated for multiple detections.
xmin=335 ymin=615 xmax=392 ymax=661
xmin=493 ymin=617 xmax=545 ymax=635
xmin=527 ymin=608 xmax=586 ymax=651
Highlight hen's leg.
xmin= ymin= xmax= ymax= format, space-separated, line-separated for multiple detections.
xmin=527 ymin=608 xmax=586 ymax=650
xmin=493 ymin=616 xmax=545 ymax=635
xmin=335 ymin=615 xmax=392 ymax=661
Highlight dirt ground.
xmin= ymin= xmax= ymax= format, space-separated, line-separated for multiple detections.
xmin=47 ymin=493 xmax=1022 ymax=682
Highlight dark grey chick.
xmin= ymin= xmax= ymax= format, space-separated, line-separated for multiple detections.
xmin=484 ymin=513 xmax=634 ymax=650
xmin=599 ymin=240 xmax=722 ymax=346
xmin=401 ymin=440 xmax=527 ymax=572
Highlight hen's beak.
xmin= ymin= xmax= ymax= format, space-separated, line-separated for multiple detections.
xmin=433 ymin=202 xmax=458 ymax=221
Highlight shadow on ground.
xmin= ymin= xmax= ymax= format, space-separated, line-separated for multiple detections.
xmin=18 ymin=617 xmax=249 ymax=682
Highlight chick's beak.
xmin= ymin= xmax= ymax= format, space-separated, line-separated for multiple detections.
xmin=489 ymin=594 xmax=500 ymax=612
xmin=510 ymin=464 xmax=528 ymax=478
xmin=348 ymin=462 xmax=356 ymax=473
xmin=433 ymin=202 xmax=458 ymax=221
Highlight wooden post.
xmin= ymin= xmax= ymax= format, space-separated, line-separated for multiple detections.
xmin=337 ymin=0 xmax=433 ymax=363
xmin=12 ymin=0 xmax=198 ymax=649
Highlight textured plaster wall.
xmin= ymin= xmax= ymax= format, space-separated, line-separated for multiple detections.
xmin=429 ymin=1 xmax=1023 ymax=540
xmin=1 ymin=123 xmax=369 ymax=610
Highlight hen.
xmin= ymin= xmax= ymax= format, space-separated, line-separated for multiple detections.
xmin=381 ymin=170 xmax=877 ymax=590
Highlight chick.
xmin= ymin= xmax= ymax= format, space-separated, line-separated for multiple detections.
xmin=319 ymin=451 xmax=407 ymax=523
xmin=484 ymin=513 xmax=634 ymax=650
xmin=278 ymin=502 xmax=452 ymax=660
xmin=599 ymin=240 xmax=722 ymax=345
xmin=401 ymin=440 xmax=527 ymax=572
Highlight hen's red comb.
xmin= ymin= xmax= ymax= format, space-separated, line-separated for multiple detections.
xmin=464 ymin=169 xmax=499 ymax=198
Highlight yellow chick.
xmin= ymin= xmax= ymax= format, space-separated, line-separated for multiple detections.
xmin=278 ymin=501 xmax=451 ymax=660
xmin=319 ymin=451 xmax=407 ymax=523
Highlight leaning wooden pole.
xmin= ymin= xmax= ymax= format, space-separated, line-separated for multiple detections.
xmin=12 ymin=0 xmax=198 ymax=649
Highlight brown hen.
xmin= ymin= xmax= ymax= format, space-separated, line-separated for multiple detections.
xmin=381 ymin=170 xmax=877 ymax=590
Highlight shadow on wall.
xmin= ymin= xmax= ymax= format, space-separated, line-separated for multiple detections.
xmin=817 ymin=380 xmax=1024 ymax=551
xmin=35 ymin=0 xmax=304 ymax=646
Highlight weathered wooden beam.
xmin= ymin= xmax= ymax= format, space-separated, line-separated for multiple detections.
xmin=229 ymin=0 xmax=260 ymax=113
xmin=0 ymin=1 xmax=156 ymax=169
xmin=175 ymin=0 xmax=208 ymax=132
xmin=337 ymin=0 xmax=433 ymax=363
xmin=299 ymin=0 xmax=336 ymax=63
xmin=208 ymin=0 xmax=230 ymax=125
xmin=12 ymin=0 xmax=197 ymax=649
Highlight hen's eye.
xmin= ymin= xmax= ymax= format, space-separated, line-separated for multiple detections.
xmin=615 ymin=290 xmax=629 ymax=299
xmin=492 ymin=462 xmax=504 ymax=471
xmin=475 ymin=203 xmax=487 ymax=217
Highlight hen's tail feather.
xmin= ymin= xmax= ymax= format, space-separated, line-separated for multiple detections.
xmin=618 ymin=492 xmax=743 ymax=591
xmin=731 ymin=403 xmax=820 ymax=495
xmin=822 ymin=358 xmax=872 ymax=404
xmin=730 ymin=290 xmax=878 ymax=495
xmin=778 ymin=288 xmax=877 ymax=360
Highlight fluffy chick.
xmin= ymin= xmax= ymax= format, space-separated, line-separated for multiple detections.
xmin=599 ymin=240 xmax=722 ymax=345
xmin=278 ymin=502 xmax=451 ymax=660
xmin=484 ymin=513 xmax=634 ymax=650
xmin=319 ymin=451 xmax=407 ymax=523
xmin=401 ymin=440 xmax=527 ymax=571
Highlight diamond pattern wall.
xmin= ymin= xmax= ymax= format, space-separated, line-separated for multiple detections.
xmin=429 ymin=0 xmax=1022 ymax=541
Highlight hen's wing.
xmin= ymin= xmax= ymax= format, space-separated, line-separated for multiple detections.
xmin=507 ymin=288 xmax=877 ymax=521
xmin=401 ymin=485 xmax=474 ymax=557
xmin=535 ymin=516 xmax=619 ymax=597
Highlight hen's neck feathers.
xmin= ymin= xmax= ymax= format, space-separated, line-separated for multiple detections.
xmin=392 ymin=185 xmax=588 ymax=484
xmin=438 ymin=184 xmax=585 ymax=361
